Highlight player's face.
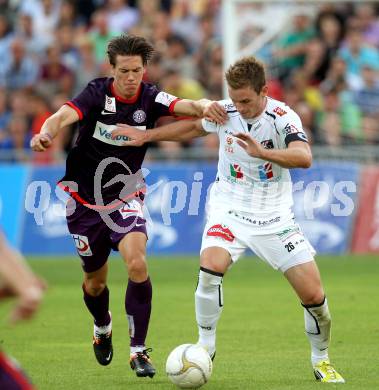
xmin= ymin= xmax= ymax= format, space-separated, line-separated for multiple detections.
xmin=112 ymin=55 xmax=145 ymax=98
xmin=228 ymin=85 xmax=268 ymax=119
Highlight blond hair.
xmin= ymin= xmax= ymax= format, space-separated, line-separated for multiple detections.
xmin=225 ymin=56 xmax=266 ymax=93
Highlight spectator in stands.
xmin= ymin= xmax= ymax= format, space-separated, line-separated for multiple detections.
xmin=0 ymin=115 xmax=31 ymax=162
xmin=353 ymin=59 xmax=379 ymax=116
xmin=59 ymin=0 xmax=87 ymax=29
xmin=106 ymin=0 xmax=139 ymax=33
xmin=339 ymin=26 xmax=379 ymax=82
xmin=15 ymin=13 xmax=45 ymax=59
xmin=274 ymin=11 xmax=315 ymax=81
xmin=361 ymin=115 xmax=379 ymax=145
xmin=202 ymin=41 xmax=223 ymax=100
xmin=131 ymin=0 xmax=160 ymax=38
xmin=0 ymin=37 xmax=38 ymax=91
xmin=295 ymin=101 xmax=316 ymax=144
xmin=302 ymin=38 xmax=329 ymax=85
xmin=151 ymin=10 xmax=173 ymax=51
xmin=170 ymin=0 xmax=201 ymax=52
xmin=38 ymin=45 xmax=75 ymax=96
xmin=20 ymin=0 xmax=61 ymax=51
xmin=89 ymin=8 xmax=118 ymax=64
xmin=315 ymin=11 xmax=345 ymax=76
xmin=163 ymin=35 xmax=195 ymax=79
xmin=73 ymin=34 xmax=101 ymax=94
xmin=318 ymin=87 xmax=363 ymax=145
xmin=145 ymin=52 xmax=165 ymax=88
xmin=0 ymin=14 xmax=13 ymax=61
xmin=9 ymin=89 xmax=30 ymax=120
xmin=0 ymin=88 xmax=10 ymax=144
xmin=195 ymin=14 xmax=219 ymax=88
xmin=354 ymin=3 xmax=379 ymax=49
xmin=55 ymin=24 xmax=80 ymax=71
xmin=320 ymin=56 xmax=347 ymax=94
xmin=30 ymin=93 xmax=52 ymax=137
xmin=161 ymin=66 xmax=205 ymax=101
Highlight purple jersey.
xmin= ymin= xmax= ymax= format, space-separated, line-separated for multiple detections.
xmin=59 ymin=78 xmax=179 ymax=206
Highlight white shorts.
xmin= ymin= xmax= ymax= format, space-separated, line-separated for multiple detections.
xmin=200 ymin=210 xmax=316 ymax=273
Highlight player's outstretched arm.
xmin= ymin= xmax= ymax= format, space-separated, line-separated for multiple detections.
xmin=235 ymin=133 xmax=312 ymax=168
xmin=173 ymin=99 xmax=227 ymax=124
xmin=0 ymin=232 xmax=45 ymax=323
xmin=30 ymin=105 xmax=79 ymax=152
xmin=112 ymin=119 xmax=207 ymax=146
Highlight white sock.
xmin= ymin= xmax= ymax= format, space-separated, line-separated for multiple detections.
xmin=130 ymin=345 xmax=145 ymax=354
xmin=195 ymin=267 xmax=224 ymax=356
xmin=303 ymin=297 xmax=331 ymax=366
xmin=94 ymin=312 xmax=112 ymax=336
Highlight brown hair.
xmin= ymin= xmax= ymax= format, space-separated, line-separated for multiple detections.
xmin=225 ymin=56 xmax=266 ymax=93
xmin=107 ymin=34 xmax=154 ymax=67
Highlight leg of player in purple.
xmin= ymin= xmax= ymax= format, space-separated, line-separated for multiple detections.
xmin=118 ymin=231 xmax=156 ymax=378
xmin=82 ymin=264 xmax=113 ymax=367
xmin=125 ymin=278 xmax=152 ymax=347
xmin=82 ymin=284 xmax=111 ymax=327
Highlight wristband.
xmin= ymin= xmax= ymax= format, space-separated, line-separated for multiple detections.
xmin=43 ymin=133 xmax=53 ymax=141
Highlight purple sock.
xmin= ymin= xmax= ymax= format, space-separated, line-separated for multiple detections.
xmin=125 ymin=277 xmax=152 ymax=347
xmin=82 ymin=284 xmax=111 ymax=327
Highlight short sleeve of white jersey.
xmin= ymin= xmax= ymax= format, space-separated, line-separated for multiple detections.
xmin=274 ymin=106 xmax=308 ymax=147
xmin=201 ymin=118 xmax=219 ymax=133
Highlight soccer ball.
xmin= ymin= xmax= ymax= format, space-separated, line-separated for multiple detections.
xmin=166 ymin=344 xmax=213 ymax=388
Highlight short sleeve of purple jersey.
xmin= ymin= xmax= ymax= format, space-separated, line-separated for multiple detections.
xmin=65 ymin=80 xmax=103 ymax=120
xmin=151 ymin=89 xmax=181 ymax=118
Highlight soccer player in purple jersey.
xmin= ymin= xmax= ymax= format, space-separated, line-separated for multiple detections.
xmin=0 ymin=229 xmax=45 ymax=390
xmin=30 ymin=34 xmax=226 ymax=378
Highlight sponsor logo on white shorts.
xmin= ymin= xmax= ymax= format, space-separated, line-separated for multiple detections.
xmin=207 ymin=224 xmax=235 ymax=242
xmin=72 ymin=234 xmax=92 ymax=256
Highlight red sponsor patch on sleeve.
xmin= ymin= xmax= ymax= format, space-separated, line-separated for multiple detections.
xmin=207 ymin=224 xmax=235 ymax=242
xmin=273 ymin=106 xmax=287 ymax=116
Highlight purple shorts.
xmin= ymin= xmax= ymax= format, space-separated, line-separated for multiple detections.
xmin=66 ymin=198 xmax=147 ymax=273
xmin=0 ymin=351 xmax=35 ymax=389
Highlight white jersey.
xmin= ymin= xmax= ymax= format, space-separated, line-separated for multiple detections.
xmin=201 ymin=97 xmax=308 ymax=233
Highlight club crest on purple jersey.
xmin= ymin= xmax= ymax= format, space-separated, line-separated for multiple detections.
xmin=133 ymin=109 xmax=146 ymax=123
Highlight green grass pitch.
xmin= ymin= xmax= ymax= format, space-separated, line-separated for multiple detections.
xmin=1 ymin=255 xmax=378 ymax=389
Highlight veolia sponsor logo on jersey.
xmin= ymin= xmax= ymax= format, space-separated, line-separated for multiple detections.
xmin=93 ymin=121 xmax=146 ymax=146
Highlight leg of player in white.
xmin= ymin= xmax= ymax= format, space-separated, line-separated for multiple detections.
xmin=284 ymin=261 xmax=345 ymax=383
xmin=195 ymin=246 xmax=232 ymax=359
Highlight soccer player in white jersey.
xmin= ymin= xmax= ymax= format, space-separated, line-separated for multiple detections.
xmin=112 ymin=57 xmax=345 ymax=383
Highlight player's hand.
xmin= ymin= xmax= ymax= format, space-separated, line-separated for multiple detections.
xmin=111 ymin=124 xmax=149 ymax=146
xmin=9 ymin=277 xmax=46 ymax=324
xmin=203 ymin=101 xmax=227 ymax=124
xmin=30 ymin=133 xmax=53 ymax=152
xmin=234 ymin=132 xmax=265 ymax=159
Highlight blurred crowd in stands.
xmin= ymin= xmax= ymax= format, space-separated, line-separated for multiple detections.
xmin=0 ymin=0 xmax=378 ymax=163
